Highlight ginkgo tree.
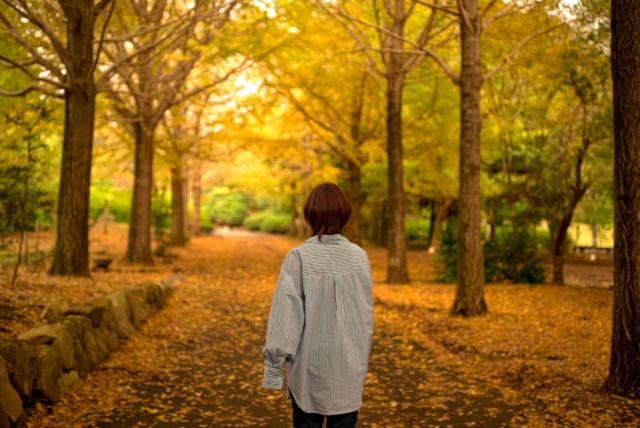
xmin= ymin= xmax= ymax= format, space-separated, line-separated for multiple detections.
xmin=315 ymin=0 xmax=457 ymax=284
xmin=262 ymin=3 xmax=385 ymax=246
xmin=0 ymin=0 xmax=118 ymax=276
xmin=102 ymin=0 xmax=271 ymax=263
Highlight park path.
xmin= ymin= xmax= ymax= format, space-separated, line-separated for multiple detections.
xmin=29 ymin=233 xmax=569 ymax=428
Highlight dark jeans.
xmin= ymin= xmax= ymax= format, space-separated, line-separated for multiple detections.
xmin=291 ymin=391 xmax=358 ymax=428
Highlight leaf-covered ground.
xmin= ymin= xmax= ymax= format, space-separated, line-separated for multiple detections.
xmin=8 ymin=231 xmax=639 ymax=427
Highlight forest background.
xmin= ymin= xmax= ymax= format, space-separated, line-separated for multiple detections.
xmin=0 ymin=0 xmax=612 ymax=285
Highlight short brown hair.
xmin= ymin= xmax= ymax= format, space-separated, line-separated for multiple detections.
xmin=303 ymin=183 xmax=352 ymax=241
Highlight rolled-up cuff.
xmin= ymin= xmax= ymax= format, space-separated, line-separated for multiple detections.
xmin=263 ymin=366 xmax=283 ymax=389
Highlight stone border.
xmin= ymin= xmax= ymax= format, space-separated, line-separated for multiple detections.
xmin=0 ymin=274 xmax=183 ymax=427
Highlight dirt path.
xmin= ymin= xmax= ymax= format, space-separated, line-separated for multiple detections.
xmin=29 ymin=234 xmax=638 ymax=427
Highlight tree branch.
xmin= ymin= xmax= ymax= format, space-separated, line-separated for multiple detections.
xmin=0 ymin=55 xmax=69 ymax=89
xmin=483 ymin=23 xmax=565 ymax=81
xmin=423 ymin=48 xmax=460 ymax=85
xmin=8 ymin=0 xmax=71 ymax=65
xmin=482 ymin=0 xmax=518 ymax=29
xmin=0 ymin=82 xmax=64 ymax=98
xmin=89 ymin=0 xmax=116 ymax=78
xmin=0 ymin=9 xmax=66 ymax=81
xmin=414 ymin=0 xmax=459 ymax=16
xmin=456 ymin=0 xmax=473 ymax=30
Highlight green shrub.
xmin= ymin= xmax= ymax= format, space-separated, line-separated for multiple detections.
xmin=437 ymin=219 xmax=546 ymax=284
xmin=243 ymin=211 xmax=270 ymax=230
xmin=243 ymin=211 xmax=290 ymax=234
xmin=89 ymin=181 xmax=132 ymax=223
xmin=436 ymin=220 xmax=458 ymax=284
xmin=535 ymin=226 xmax=575 ymax=252
xmin=151 ymin=186 xmax=171 ymax=245
xmin=484 ymin=226 xmax=546 ymax=284
xmin=199 ymin=212 xmax=215 ymax=232
xmin=260 ymin=213 xmax=291 ymax=234
xmin=406 ymin=218 xmax=431 ymax=241
xmin=205 ymin=192 xmax=248 ymax=226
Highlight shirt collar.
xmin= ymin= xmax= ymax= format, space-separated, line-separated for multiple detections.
xmin=304 ymin=234 xmax=349 ymax=245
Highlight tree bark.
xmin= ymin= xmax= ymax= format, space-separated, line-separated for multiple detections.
xmin=430 ymin=197 xmax=454 ymax=252
xmin=386 ymin=32 xmax=410 ymax=283
xmin=171 ymin=167 xmax=186 ymax=246
xmin=427 ymin=200 xmax=437 ymax=249
xmin=369 ymin=201 xmax=380 ymax=245
xmin=191 ymin=166 xmax=202 ymax=237
xmin=605 ymin=0 xmax=640 ymax=398
xmin=49 ymin=12 xmax=96 ymax=275
xmin=298 ymin=190 xmax=306 ymax=239
xmin=381 ymin=200 xmax=389 ymax=248
xmin=182 ymin=171 xmax=189 ymax=241
xmin=347 ymin=160 xmax=362 ymax=247
xmin=125 ymin=123 xmax=154 ymax=263
xmin=452 ymin=0 xmax=487 ymax=316
xmin=590 ymin=219 xmax=598 ymax=249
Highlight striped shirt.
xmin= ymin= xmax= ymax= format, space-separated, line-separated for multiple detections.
xmin=262 ymin=234 xmax=373 ymax=415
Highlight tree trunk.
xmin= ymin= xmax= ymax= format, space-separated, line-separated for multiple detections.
xmin=125 ymin=123 xmax=154 ymax=263
xmin=182 ymin=171 xmax=189 ymax=241
xmin=191 ymin=166 xmax=201 ymax=237
xmin=552 ymin=188 xmax=588 ymax=285
xmin=347 ymin=160 xmax=362 ymax=246
xmin=386 ymin=53 xmax=410 ymax=283
xmin=427 ymin=200 xmax=437 ymax=249
xmin=381 ymin=200 xmax=389 ymax=248
xmin=298 ymin=190 xmax=306 ymax=239
xmin=552 ymin=223 xmax=569 ymax=285
xmin=171 ymin=167 xmax=185 ymax=246
xmin=430 ymin=197 xmax=454 ymax=252
xmin=605 ymin=0 xmax=640 ymax=398
xmin=590 ymin=219 xmax=598 ymax=249
xmin=452 ymin=0 xmax=486 ymax=316
xmin=49 ymin=72 xmax=95 ymax=276
xmin=369 ymin=201 xmax=380 ymax=244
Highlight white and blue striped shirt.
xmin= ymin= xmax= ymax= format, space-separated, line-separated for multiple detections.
xmin=262 ymin=234 xmax=373 ymax=415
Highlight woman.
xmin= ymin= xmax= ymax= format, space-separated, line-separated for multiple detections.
xmin=262 ymin=182 xmax=374 ymax=428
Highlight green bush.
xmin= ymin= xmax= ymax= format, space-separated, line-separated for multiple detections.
xmin=205 ymin=192 xmax=248 ymax=226
xmin=406 ymin=218 xmax=431 ymax=241
xmin=261 ymin=213 xmax=291 ymax=234
xmin=199 ymin=212 xmax=215 ymax=232
xmin=243 ymin=211 xmax=290 ymax=234
xmin=243 ymin=211 xmax=270 ymax=230
xmin=89 ymin=181 xmax=132 ymax=224
xmin=437 ymin=219 xmax=546 ymax=284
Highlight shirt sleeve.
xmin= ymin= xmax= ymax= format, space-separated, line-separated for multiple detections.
xmin=262 ymin=250 xmax=304 ymax=389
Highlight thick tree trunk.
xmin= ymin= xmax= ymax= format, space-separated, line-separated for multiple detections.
xmin=386 ymin=67 xmax=410 ymax=283
xmin=126 ymin=123 xmax=154 ymax=263
xmin=347 ymin=160 xmax=362 ymax=247
xmin=605 ymin=0 xmax=640 ymax=398
xmin=191 ymin=167 xmax=201 ymax=237
xmin=171 ymin=167 xmax=185 ymax=246
xmin=452 ymin=0 xmax=487 ymax=316
xmin=49 ymin=10 xmax=96 ymax=276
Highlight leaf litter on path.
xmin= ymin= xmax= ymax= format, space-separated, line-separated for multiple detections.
xmin=25 ymin=233 xmax=639 ymax=427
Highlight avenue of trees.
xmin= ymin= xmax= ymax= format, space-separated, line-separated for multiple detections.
xmin=0 ymin=0 xmax=638 ymax=398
